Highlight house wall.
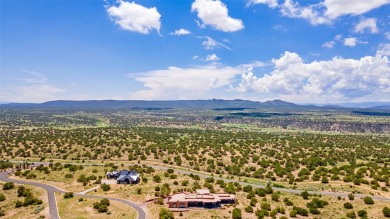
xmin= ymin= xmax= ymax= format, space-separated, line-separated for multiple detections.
xmin=168 ymin=201 xmax=188 ymax=208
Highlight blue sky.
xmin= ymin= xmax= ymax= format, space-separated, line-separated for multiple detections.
xmin=1 ymin=0 xmax=389 ymax=103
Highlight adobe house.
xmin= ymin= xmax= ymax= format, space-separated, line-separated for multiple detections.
xmin=167 ymin=189 xmax=235 ymax=209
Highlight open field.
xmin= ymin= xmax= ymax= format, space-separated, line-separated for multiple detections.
xmin=55 ymin=193 xmax=137 ymax=219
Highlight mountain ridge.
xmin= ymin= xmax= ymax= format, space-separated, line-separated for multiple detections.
xmin=1 ymin=99 xmax=389 ymax=110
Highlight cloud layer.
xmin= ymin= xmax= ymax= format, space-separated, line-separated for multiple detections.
xmin=129 ymin=65 xmax=242 ymax=100
xmin=0 ymin=71 xmax=65 ymax=103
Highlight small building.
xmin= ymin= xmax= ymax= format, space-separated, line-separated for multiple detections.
xmin=167 ymin=189 xmax=235 ymax=209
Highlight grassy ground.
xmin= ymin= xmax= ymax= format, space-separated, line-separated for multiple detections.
xmin=55 ymin=193 xmax=137 ymax=219
xmin=0 ymin=182 xmax=49 ymax=219
xmin=11 ymin=165 xmax=107 ymax=193
xmin=277 ymin=192 xmax=390 ymax=219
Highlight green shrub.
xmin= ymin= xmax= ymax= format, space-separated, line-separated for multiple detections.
xmin=264 ymin=184 xmax=273 ymax=194
xmin=348 ymin=193 xmax=354 ymax=200
xmin=244 ymin=206 xmax=253 ymax=213
xmin=357 ymin=210 xmax=367 ymax=218
xmin=15 ymin=200 xmax=23 ymax=208
xmin=154 ymin=198 xmax=164 ymax=205
xmin=232 ymin=208 xmax=242 ymax=219
xmin=309 ymin=208 xmax=320 ymax=215
xmin=283 ymin=197 xmax=293 ymax=206
xmin=383 ymin=207 xmax=390 ymax=217
xmin=301 ymin=191 xmax=309 ymax=200
xmin=363 ymin=196 xmax=374 ymax=205
xmin=64 ymin=192 xmax=74 ymax=199
xmin=153 ymin=175 xmax=162 ymax=183
xmin=243 ymin=185 xmax=253 ymax=193
xmin=261 ymin=202 xmax=271 ymax=211
xmin=290 ymin=210 xmax=297 ymax=217
xmin=3 ymin=182 xmax=15 ymax=190
xmin=0 ymin=193 xmax=5 ymax=202
xmin=159 ymin=208 xmax=174 ymax=219
xmin=271 ymin=193 xmax=279 ymax=202
xmin=344 ymin=202 xmax=353 ymax=209
xmin=93 ymin=199 xmax=110 ymax=213
xmin=97 ymin=204 xmax=108 ymax=213
xmin=292 ymin=207 xmax=308 ymax=216
xmin=0 ymin=207 xmax=5 ymax=217
xmin=255 ymin=209 xmax=268 ymax=218
xmin=100 ymin=184 xmax=111 ymax=192
xmin=100 ymin=198 xmax=110 ymax=206
xmin=306 ymin=198 xmax=328 ymax=208
xmin=346 ymin=211 xmax=356 ymax=218
xmin=17 ymin=186 xmax=31 ymax=197
xmin=23 ymin=196 xmax=43 ymax=206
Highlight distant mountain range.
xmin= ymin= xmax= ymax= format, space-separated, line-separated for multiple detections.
xmin=0 ymin=99 xmax=300 ymax=109
xmin=0 ymin=99 xmax=389 ymax=110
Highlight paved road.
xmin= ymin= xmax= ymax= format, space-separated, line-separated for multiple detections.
xmin=0 ymin=172 xmax=146 ymax=219
xmin=0 ymin=172 xmax=62 ymax=219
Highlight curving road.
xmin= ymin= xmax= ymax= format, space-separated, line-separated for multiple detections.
xmin=0 ymin=172 xmax=62 ymax=219
xmin=0 ymin=172 xmax=146 ymax=219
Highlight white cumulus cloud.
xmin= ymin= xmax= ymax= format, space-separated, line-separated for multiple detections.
xmin=205 ymin=54 xmax=220 ymax=61
xmin=324 ymin=0 xmax=390 ymax=19
xmin=354 ymin=18 xmax=379 ymax=34
xmin=107 ymin=0 xmax=161 ymax=34
xmin=232 ymin=51 xmax=390 ymax=102
xmin=344 ymin=37 xmax=358 ymax=47
xmin=171 ymin=28 xmax=191 ymax=36
xmin=191 ymin=0 xmax=244 ymax=32
xmin=343 ymin=37 xmax=367 ymax=47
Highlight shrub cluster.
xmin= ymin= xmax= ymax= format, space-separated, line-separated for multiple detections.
xmin=100 ymin=183 xmax=111 ymax=192
xmin=93 ymin=198 xmax=110 ymax=213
